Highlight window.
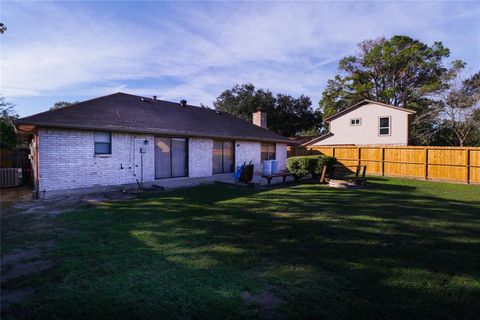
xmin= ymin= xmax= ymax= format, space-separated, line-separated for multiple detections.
xmin=212 ymin=140 xmax=234 ymax=174
xmin=379 ymin=117 xmax=391 ymax=135
xmin=154 ymin=137 xmax=188 ymax=179
xmin=261 ymin=143 xmax=276 ymax=161
xmin=350 ymin=118 xmax=361 ymax=126
xmin=94 ymin=131 xmax=111 ymax=154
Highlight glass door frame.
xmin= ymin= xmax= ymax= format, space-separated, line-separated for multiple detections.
xmin=212 ymin=139 xmax=235 ymax=175
xmin=154 ymin=136 xmax=189 ymax=179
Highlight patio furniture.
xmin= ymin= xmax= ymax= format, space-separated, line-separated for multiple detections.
xmin=261 ymin=171 xmax=292 ymax=185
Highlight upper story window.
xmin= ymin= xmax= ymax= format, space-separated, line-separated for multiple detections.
xmin=261 ymin=143 xmax=276 ymax=161
xmin=379 ymin=117 xmax=391 ymax=136
xmin=94 ymin=131 xmax=112 ymax=154
xmin=350 ymin=118 xmax=361 ymax=126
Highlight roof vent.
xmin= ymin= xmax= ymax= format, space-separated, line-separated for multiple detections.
xmin=180 ymin=99 xmax=187 ymax=107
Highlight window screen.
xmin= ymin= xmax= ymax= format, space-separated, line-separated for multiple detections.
xmin=379 ymin=117 xmax=390 ymax=135
xmin=94 ymin=131 xmax=111 ymax=154
xmin=261 ymin=143 xmax=276 ymax=161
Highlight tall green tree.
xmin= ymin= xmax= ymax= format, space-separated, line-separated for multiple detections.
xmin=213 ymin=84 xmax=275 ymax=122
xmin=319 ymin=35 xmax=464 ymax=144
xmin=214 ymin=83 xmax=321 ymax=136
xmin=269 ymin=94 xmax=317 ymax=136
xmin=0 ymin=96 xmax=18 ymax=149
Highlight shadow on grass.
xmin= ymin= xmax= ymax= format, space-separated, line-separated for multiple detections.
xmin=4 ymin=179 xmax=480 ymax=319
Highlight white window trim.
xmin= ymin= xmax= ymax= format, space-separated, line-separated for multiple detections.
xmin=94 ymin=131 xmax=112 ymax=155
xmin=378 ymin=116 xmax=391 ymax=136
xmin=350 ymin=118 xmax=362 ymax=126
xmin=261 ymin=142 xmax=276 ymax=162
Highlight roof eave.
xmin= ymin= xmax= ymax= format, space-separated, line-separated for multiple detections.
xmin=297 ymin=133 xmax=333 ymax=147
xmin=323 ymin=100 xmax=416 ymax=122
xmin=14 ymin=121 xmax=291 ymax=144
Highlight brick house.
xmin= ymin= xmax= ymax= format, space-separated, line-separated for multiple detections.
xmin=15 ymin=92 xmax=289 ymax=197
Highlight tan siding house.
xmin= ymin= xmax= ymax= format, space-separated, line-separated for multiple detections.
xmin=304 ymin=100 xmax=416 ymax=147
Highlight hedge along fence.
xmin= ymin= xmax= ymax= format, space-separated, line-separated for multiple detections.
xmin=286 ymin=155 xmax=337 ymax=181
xmin=288 ymin=145 xmax=480 ymax=184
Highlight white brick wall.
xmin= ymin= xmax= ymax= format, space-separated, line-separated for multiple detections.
xmin=189 ymin=138 xmax=213 ymax=177
xmin=234 ymin=141 xmax=287 ymax=173
xmin=235 ymin=140 xmax=262 ymax=172
xmin=38 ymin=128 xmax=155 ymax=191
xmin=37 ymin=128 xmax=287 ymax=192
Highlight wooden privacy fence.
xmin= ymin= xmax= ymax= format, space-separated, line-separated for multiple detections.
xmin=288 ymin=146 xmax=480 ymax=184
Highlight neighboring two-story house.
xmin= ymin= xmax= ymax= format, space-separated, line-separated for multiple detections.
xmin=302 ymin=100 xmax=416 ymax=147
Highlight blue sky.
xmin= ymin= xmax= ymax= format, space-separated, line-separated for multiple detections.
xmin=1 ymin=1 xmax=479 ymax=117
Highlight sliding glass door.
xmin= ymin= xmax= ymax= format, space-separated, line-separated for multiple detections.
xmin=212 ymin=140 xmax=223 ymax=175
xmin=212 ymin=140 xmax=234 ymax=174
xmin=171 ymin=138 xmax=187 ymax=177
xmin=155 ymin=137 xmax=188 ymax=179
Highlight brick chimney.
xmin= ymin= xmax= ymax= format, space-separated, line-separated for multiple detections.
xmin=253 ymin=110 xmax=267 ymax=128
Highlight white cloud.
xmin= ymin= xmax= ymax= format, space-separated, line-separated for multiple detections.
xmin=1 ymin=0 xmax=479 ymax=114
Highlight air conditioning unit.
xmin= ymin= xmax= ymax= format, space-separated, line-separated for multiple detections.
xmin=0 ymin=168 xmax=22 ymax=188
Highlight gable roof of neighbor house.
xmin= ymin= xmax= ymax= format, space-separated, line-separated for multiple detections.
xmin=287 ymin=135 xmax=322 ymax=146
xmin=15 ymin=92 xmax=290 ymax=143
xmin=323 ymin=99 xmax=416 ymax=122
xmin=297 ymin=132 xmax=334 ymax=147
xmin=299 ymin=100 xmax=416 ymax=146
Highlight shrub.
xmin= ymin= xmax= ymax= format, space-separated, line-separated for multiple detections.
xmin=286 ymin=155 xmax=337 ymax=180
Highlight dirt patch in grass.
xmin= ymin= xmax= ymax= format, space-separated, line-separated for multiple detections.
xmin=2 ymin=259 xmax=55 ymax=284
xmin=1 ymin=247 xmax=42 ymax=269
xmin=1 ymin=239 xmax=57 ymax=283
xmin=1 ymin=287 xmax=36 ymax=306
xmin=0 ymin=186 xmax=32 ymax=204
xmin=1 ymin=239 xmax=57 ymax=310
xmin=1 ymin=189 xmax=154 ymax=313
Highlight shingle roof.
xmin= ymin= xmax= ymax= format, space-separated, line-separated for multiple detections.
xmin=15 ymin=92 xmax=290 ymax=143
xmin=287 ymin=135 xmax=322 ymax=146
xmin=297 ymin=132 xmax=334 ymax=147
xmin=323 ymin=99 xmax=416 ymax=122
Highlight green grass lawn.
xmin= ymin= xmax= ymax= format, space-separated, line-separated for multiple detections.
xmin=2 ymin=177 xmax=480 ymax=319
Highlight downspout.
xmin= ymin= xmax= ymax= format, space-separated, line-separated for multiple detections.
xmin=33 ymin=127 xmax=40 ymax=199
xmin=140 ymin=147 xmax=144 ymax=188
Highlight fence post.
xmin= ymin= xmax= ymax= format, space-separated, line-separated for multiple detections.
xmin=424 ymin=148 xmax=429 ymax=180
xmin=381 ymin=147 xmax=385 ymax=176
xmin=358 ymin=147 xmax=361 ymax=166
xmin=466 ymin=149 xmax=470 ymax=184
xmin=332 ymin=147 xmax=336 ymax=158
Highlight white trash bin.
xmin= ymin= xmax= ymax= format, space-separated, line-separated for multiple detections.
xmin=262 ymin=160 xmax=273 ymax=176
xmin=271 ymin=160 xmax=279 ymax=174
